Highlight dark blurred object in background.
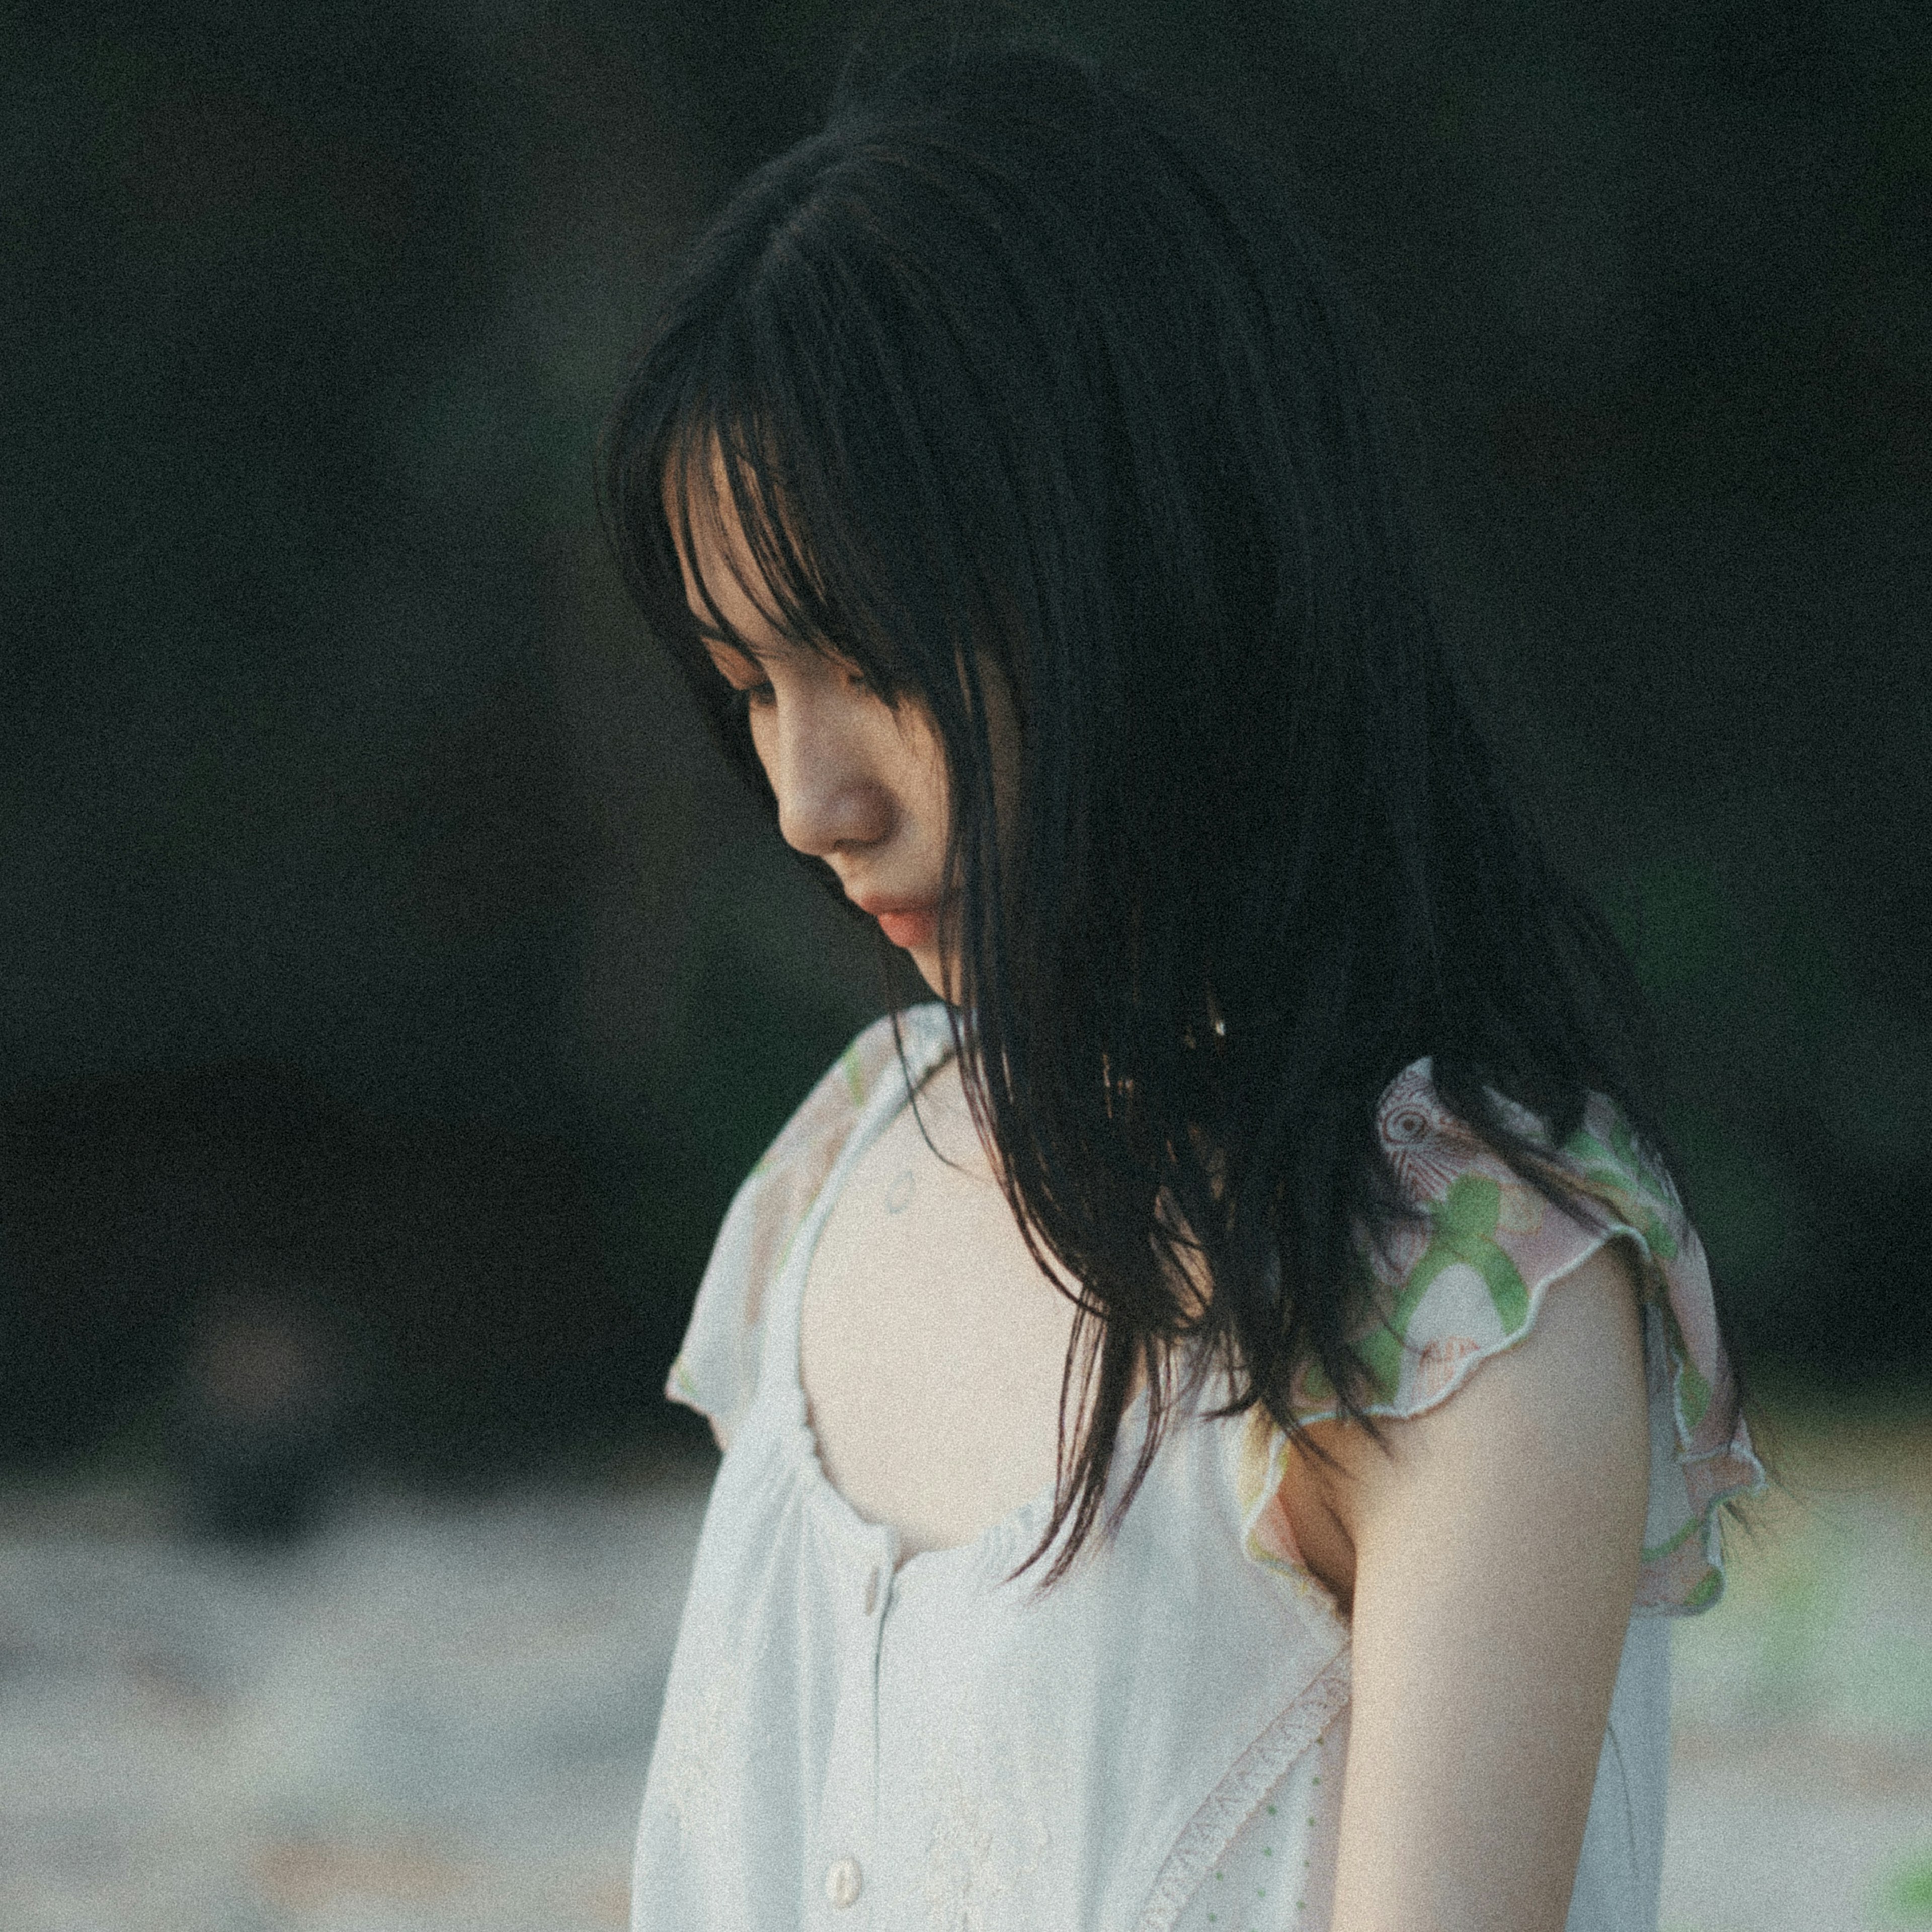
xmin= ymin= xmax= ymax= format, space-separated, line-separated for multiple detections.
xmin=0 ymin=1060 xmax=698 ymax=1482
xmin=1 ymin=0 xmax=1927 ymax=1486
xmin=172 ymin=1280 xmax=348 ymax=1543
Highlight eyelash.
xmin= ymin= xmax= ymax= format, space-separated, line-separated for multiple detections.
xmin=726 ymin=668 xmax=879 ymax=716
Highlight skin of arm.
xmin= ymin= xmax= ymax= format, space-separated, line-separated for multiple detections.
xmin=1280 ymin=1241 xmax=1650 ymax=1932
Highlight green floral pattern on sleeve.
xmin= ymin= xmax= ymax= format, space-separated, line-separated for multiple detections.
xmin=1239 ymin=1060 xmax=1766 ymax=1614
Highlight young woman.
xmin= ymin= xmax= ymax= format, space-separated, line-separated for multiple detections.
xmin=602 ymin=41 xmax=1763 ymax=1932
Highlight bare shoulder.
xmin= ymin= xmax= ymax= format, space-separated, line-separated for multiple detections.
xmin=1280 ymin=1240 xmax=1648 ymax=1611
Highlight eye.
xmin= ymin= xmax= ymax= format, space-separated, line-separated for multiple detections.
xmin=715 ymin=653 xmax=888 ymax=718
xmin=739 ymin=672 xmax=873 ymax=708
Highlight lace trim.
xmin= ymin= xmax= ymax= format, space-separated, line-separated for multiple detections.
xmin=1133 ymin=1649 xmax=1354 ymax=1932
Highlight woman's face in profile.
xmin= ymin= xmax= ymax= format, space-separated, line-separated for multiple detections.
xmin=666 ymin=455 xmax=1019 ymax=1004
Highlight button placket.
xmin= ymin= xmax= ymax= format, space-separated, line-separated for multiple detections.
xmin=808 ymin=1533 xmax=893 ymax=1924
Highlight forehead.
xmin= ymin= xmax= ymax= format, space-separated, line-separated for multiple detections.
xmin=657 ymin=423 xmax=934 ymax=698
xmin=661 ymin=432 xmax=797 ymax=651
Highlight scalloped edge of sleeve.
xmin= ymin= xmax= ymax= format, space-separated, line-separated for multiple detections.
xmin=1283 ymin=1219 xmax=1767 ymax=1615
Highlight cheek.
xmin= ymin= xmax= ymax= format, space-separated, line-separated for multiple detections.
xmin=741 ymin=710 xmax=777 ymax=783
xmin=905 ymin=718 xmax=954 ymax=838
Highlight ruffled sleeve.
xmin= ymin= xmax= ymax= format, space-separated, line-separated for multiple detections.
xmin=1236 ymin=1059 xmax=1766 ymax=1614
xmin=665 ymin=1011 xmax=919 ymax=1440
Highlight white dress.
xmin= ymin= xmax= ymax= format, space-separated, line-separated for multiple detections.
xmin=631 ymin=1002 xmax=1764 ymax=1931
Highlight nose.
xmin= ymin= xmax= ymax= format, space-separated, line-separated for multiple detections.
xmin=761 ymin=693 xmax=895 ymax=861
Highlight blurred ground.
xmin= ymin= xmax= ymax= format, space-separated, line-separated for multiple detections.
xmin=1663 ymin=1400 xmax=1932 ymax=1932
xmin=1 ymin=1406 xmax=1925 ymax=1932
xmin=0 ymin=1456 xmax=714 ymax=1932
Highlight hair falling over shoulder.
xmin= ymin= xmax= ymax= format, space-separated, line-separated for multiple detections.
xmin=600 ymin=29 xmax=1746 ymax=1584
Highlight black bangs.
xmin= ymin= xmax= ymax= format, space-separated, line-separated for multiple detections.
xmin=640 ymin=403 xmax=868 ymax=692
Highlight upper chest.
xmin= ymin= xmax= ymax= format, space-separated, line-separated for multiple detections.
xmin=798 ymin=1059 xmax=1080 ymax=1555
xmin=793 ymin=1053 xmax=1354 ymax=1599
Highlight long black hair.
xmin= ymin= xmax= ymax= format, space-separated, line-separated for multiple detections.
xmin=602 ymin=41 xmax=1733 ymax=1582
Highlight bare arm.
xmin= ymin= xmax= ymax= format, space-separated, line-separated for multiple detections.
xmin=1293 ymin=1242 xmax=1650 ymax=1932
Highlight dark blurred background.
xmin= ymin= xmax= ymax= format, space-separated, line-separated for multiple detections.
xmin=3 ymin=0 xmax=1926 ymax=1500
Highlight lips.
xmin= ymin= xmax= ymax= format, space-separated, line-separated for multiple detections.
xmin=852 ymin=897 xmax=939 ymax=950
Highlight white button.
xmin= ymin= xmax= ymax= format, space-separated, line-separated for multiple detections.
xmin=863 ymin=1569 xmax=880 ymax=1616
xmin=825 ymin=1855 xmax=862 ymax=1908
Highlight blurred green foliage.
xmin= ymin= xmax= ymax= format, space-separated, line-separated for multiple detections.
xmin=1888 ymin=1851 xmax=1932 ymax=1923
